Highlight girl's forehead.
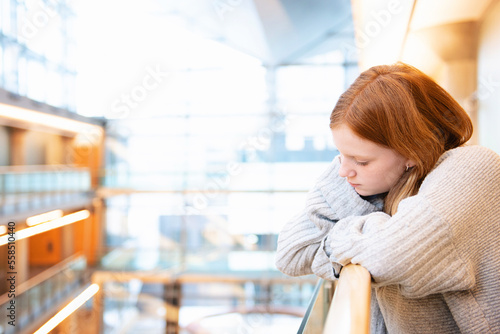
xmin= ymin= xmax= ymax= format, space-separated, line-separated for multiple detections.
xmin=331 ymin=125 xmax=399 ymax=160
xmin=332 ymin=126 xmax=378 ymax=153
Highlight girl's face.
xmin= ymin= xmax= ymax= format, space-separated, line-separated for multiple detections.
xmin=331 ymin=125 xmax=414 ymax=196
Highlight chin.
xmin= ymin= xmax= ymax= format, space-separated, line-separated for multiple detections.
xmin=356 ymin=188 xmax=388 ymax=197
xmin=354 ymin=188 xmax=369 ymax=196
xmin=355 ymin=188 xmax=378 ymax=197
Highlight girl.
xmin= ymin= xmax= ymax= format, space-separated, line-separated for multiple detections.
xmin=275 ymin=63 xmax=500 ymax=333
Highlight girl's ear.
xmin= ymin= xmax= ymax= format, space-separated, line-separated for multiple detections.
xmin=406 ymin=159 xmax=417 ymax=168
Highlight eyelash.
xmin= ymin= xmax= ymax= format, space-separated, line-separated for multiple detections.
xmin=339 ymin=155 xmax=368 ymax=166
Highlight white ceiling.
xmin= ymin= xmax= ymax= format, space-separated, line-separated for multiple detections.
xmin=150 ymin=0 xmax=357 ymax=66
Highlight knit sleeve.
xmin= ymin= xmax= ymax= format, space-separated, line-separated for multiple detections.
xmin=275 ymin=209 xmax=338 ymax=280
xmin=275 ymin=156 xmax=380 ymax=280
xmin=328 ymin=146 xmax=500 ymax=298
xmin=328 ymin=197 xmax=475 ymax=298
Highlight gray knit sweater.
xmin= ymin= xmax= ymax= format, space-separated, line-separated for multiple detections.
xmin=275 ymin=145 xmax=500 ymax=333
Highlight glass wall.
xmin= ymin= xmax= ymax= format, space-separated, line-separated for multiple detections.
xmin=101 ymin=50 xmax=353 ymax=248
xmin=103 ymin=55 xmax=347 ymax=189
xmin=0 ymin=0 xmax=77 ymax=111
xmin=94 ymin=18 xmax=356 ymax=331
xmin=92 ymin=10 xmax=358 ymax=257
xmin=0 ymin=1 xmax=359 ymax=332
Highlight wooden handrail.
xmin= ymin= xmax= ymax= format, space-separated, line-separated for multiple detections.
xmin=323 ymin=264 xmax=371 ymax=334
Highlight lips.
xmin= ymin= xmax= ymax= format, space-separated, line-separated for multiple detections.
xmin=348 ymin=181 xmax=360 ymax=188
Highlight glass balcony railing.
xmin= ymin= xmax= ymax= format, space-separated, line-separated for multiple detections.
xmin=0 ymin=165 xmax=92 ymax=217
xmin=297 ymin=279 xmax=335 ymax=334
xmin=0 ymin=254 xmax=88 ymax=334
xmin=91 ymin=247 xmax=316 ymax=333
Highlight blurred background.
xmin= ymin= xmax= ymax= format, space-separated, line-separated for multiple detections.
xmin=0 ymin=0 xmax=499 ymax=333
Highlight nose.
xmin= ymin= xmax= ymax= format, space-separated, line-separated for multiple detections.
xmin=338 ymin=158 xmax=356 ymax=178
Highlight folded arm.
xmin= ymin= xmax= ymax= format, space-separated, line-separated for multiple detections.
xmin=328 ymin=195 xmax=475 ymax=298
xmin=275 ymin=156 xmax=381 ymax=280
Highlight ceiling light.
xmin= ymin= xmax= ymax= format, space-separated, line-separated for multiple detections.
xmin=0 ymin=210 xmax=90 ymax=246
xmin=0 ymin=102 xmax=102 ymax=135
xmin=26 ymin=210 xmax=64 ymax=226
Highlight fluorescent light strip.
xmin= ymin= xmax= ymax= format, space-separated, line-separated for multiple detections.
xmin=26 ymin=209 xmax=64 ymax=226
xmin=0 ymin=102 xmax=102 ymax=135
xmin=0 ymin=210 xmax=90 ymax=246
xmin=34 ymin=283 xmax=100 ymax=334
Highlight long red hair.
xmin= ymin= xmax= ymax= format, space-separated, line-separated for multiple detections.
xmin=330 ymin=62 xmax=473 ymax=214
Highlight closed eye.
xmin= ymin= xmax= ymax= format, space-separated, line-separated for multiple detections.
xmin=339 ymin=154 xmax=369 ymax=166
xmin=354 ymin=160 xmax=369 ymax=166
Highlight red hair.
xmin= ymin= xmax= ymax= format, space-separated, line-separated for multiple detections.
xmin=330 ymin=62 xmax=473 ymax=214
